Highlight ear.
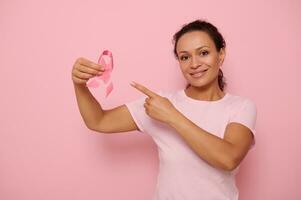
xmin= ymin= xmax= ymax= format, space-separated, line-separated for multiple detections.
xmin=218 ymin=48 xmax=226 ymax=66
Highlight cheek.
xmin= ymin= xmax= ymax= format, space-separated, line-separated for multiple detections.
xmin=204 ymin=55 xmax=219 ymax=65
xmin=206 ymin=65 xmax=220 ymax=80
xmin=210 ymin=66 xmax=220 ymax=76
xmin=179 ymin=63 xmax=188 ymax=72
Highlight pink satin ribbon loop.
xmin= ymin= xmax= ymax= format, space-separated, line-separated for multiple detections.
xmin=86 ymin=50 xmax=114 ymax=97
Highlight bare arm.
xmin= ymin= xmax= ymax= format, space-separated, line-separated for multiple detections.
xmin=73 ymin=83 xmax=104 ymax=129
xmin=72 ymin=57 xmax=138 ymax=133
xmin=168 ymin=111 xmax=254 ymax=171
xmin=90 ymin=104 xmax=139 ymax=133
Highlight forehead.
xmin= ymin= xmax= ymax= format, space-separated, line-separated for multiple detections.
xmin=177 ymin=31 xmax=214 ymax=52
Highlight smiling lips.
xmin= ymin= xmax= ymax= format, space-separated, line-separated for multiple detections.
xmin=190 ymin=68 xmax=208 ymax=78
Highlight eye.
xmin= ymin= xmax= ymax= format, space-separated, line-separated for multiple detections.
xmin=180 ymin=55 xmax=189 ymax=61
xmin=200 ymin=51 xmax=209 ymax=56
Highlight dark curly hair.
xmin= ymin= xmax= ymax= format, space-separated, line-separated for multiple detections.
xmin=172 ymin=19 xmax=226 ymax=91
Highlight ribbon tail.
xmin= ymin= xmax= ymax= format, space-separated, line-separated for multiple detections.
xmin=105 ymin=82 xmax=113 ymax=97
xmin=86 ymin=77 xmax=100 ymax=88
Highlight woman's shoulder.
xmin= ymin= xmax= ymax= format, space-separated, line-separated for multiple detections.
xmin=226 ymin=92 xmax=257 ymax=110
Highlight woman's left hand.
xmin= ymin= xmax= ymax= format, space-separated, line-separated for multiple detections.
xmin=130 ymin=81 xmax=179 ymax=125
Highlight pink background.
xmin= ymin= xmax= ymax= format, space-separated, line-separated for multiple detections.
xmin=1 ymin=0 xmax=300 ymax=199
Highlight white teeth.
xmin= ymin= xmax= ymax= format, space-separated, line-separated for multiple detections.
xmin=190 ymin=69 xmax=207 ymax=78
xmin=190 ymin=69 xmax=208 ymax=75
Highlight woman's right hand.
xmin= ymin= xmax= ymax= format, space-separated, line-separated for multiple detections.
xmin=71 ymin=57 xmax=105 ymax=86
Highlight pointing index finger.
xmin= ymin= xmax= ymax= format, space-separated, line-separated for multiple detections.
xmin=130 ymin=81 xmax=159 ymax=98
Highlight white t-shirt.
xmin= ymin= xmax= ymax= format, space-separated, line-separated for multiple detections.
xmin=125 ymin=89 xmax=257 ymax=200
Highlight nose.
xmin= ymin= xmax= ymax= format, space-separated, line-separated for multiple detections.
xmin=190 ymin=55 xmax=201 ymax=69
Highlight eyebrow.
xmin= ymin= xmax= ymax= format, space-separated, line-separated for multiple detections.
xmin=178 ymin=46 xmax=210 ymax=54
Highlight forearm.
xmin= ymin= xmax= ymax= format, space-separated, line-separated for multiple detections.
xmin=168 ymin=111 xmax=236 ymax=171
xmin=73 ymin=83 xmax=105 ymax=129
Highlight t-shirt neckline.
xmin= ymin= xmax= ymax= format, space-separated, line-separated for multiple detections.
xmin=179 ymin=89 xmax=229 ymax=104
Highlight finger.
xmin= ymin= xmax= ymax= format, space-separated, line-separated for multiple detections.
xmin=143 ymin=103 xmax=150 ymax=114
xmin=130 ymin=81 xmax=159 ymax=98
xmin=145 ymin=97 xmax=151 ymax=104
xmin=73 ymin=76 xmax=88 ymax=84
xmin=77 ymin=57 xmax=105 ymax=72
xmin=73 ymin=69 xmax=94 ymax=80
xmin=76 ymin=63 xmax=104 ymax=76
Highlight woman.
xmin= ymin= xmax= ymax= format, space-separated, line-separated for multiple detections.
xmin=71 ymin=19 xmax=257 ymax=200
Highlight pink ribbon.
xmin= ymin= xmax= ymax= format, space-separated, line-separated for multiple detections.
xmin=86 ymin=50 xmax=114 ymax=97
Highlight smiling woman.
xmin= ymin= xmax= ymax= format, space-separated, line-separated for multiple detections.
xmin=173 ymin=20 xmax=227 ymax=92
xmin=72 ymin=19 xmax=257 ymax=200
xmin=125 ymin=20 xmax=257 ymax=200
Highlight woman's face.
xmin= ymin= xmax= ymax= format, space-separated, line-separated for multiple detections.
xmin=176 ymin=31 xmax=225 ymax=89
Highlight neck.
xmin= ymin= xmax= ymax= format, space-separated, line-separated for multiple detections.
xmin=185 ymin=81 xmax=225 ymax=101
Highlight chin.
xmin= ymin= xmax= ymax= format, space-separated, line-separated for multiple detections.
xmin=188 ymin=82 xmax=210 ymax=89
xmin=185 ymin=74 xmax=217 ymax=89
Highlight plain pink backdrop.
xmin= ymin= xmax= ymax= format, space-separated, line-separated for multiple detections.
xmin=1 ymin=0 xmax=300 ymax=199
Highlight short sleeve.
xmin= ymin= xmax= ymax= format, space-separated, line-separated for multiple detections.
xmin=125 ymin=96 xmax=147 ymax=133
xmin=125 ymin=90 xmax=166 ymax=134
xmin=228 ymin=98 xmax=257 ymax=148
